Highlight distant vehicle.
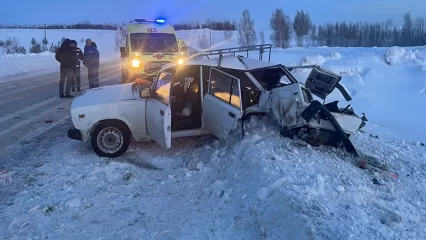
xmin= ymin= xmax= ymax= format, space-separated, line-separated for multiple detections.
xmin=67 ymin=44 xmax=364 ymax=158
xmin=118 ymin=18 xmax=187 ymax=83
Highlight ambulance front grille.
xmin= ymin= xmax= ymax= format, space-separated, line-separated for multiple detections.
xmin=144 ymin=61 xmax=170 ymax=74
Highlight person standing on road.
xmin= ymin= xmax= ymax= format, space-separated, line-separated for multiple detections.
xmin=83 ymin=38 xmax=100 ymax=88
xmin=55 ymin=38 xmax=74 ymax=98
xmin=70 ymin=40 xmax=83 ymax=92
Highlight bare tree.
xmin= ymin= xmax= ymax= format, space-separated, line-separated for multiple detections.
xmin=293 ymin=10 xmax=312 ymax=47
xmin=223 ymin=30 xmax=234 ymax=41
xmin=238 ymin=9 xmax=257 ymax=46
xmin=259 ymin=30 xmax=265 ymax=44
xmin=270 ymin=8 xmax=291 ymax=48
xmin=197 ymin=29 xmax=210 ymax=49
xmin=402 ymin=12 xmax=413 ymax=46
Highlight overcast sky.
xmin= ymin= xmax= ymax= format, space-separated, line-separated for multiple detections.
xmin=1 ymin=0 xmax=424 ymax=28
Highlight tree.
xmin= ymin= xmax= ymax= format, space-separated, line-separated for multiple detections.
xmin=259 ymin=30 xmax=265 ymax=44
xmin=401 ymin=12 xmax=413 ymax=46
xmin=29 ymin=38 xmax=42 ymax=54
xmin=270 ymin=8 xmax=291 ymax=48
xmin=41 ymin=37 xmax=48 ymax=52
xmin=237 ymin=9 xmax=257 ymax=46
xmin=293 ymin=10 xmax=312 ymax=47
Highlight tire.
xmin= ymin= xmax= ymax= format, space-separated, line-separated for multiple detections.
xmin=91 ymin=120 xmax=131 ymax=158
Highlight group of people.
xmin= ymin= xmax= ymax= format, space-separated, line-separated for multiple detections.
xmin=55 ymin=38 xmax=100 ymax=98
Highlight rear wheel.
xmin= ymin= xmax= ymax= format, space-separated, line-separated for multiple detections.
xmin=91 ymin=121 xmax=131 ymax=158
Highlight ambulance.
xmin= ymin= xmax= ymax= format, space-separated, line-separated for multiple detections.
xmin=119 ymin=18 xmax=188 ymax=83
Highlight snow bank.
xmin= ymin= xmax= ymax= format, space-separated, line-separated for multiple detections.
xmin=300 ymin=54 xmax=326 ymax=66
xmin=384 ymin=46 xmax=418 ymax=65
xmin=0 ymin=29 xmax=119 ymax=80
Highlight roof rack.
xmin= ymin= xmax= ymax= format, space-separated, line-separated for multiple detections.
xmin=189 ymin=44 xmax=272 ymax=62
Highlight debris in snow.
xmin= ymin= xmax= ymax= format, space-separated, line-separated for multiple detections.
xmin=0 ymin=170 xmax=14 ymax=185
xmin=122 ymin=172 xmax=134 ymax=182
xmin=185 ymin=171 xmax=192 ymax=178
xmin=256 ymin=187 xmax=269 ymax=201
xmin=242 ymin=194 xmax=248 ymax=200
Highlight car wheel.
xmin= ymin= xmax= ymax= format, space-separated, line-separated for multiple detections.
xmin=91 ymin=121 xmax=130 ymax=158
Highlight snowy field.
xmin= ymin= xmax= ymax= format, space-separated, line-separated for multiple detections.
xmin=1 ymin=28 xmax=426 ymax=239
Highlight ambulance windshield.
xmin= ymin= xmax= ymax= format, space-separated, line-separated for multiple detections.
xmin=130 ymin=33 xmax=178 ymax=53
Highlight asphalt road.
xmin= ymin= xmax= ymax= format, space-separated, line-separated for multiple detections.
xmin=0 ymin=62 xmax=122 ymax=201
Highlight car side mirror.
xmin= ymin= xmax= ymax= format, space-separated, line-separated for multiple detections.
xmin=120 ymin=47 xmax=126 ymax=58
xmin=140 ymin=88 xmax=152 ymax=98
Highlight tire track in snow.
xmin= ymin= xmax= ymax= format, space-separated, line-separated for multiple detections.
xmin=0 ymin=72 xmax=121 ymax=149
xmin=0 ymin=63 xmax=120 ymax=105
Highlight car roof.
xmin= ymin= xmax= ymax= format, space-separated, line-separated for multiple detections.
xmin=162 ymin=55 xmax=281 ymax=72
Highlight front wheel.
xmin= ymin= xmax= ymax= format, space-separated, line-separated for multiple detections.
xmin=91 ymin=121 xmax=131 ymax=158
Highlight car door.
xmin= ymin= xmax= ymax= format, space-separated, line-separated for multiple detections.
xmin=202 ymin=68 xmax=243 ymax=140
xmin=145 ymin=71 xmax=173 ymax=148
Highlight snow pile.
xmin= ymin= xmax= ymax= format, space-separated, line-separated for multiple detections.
xmin=328 ymin=51 xmax=342 ymax=60
xmin=0 ymin=29 xmax=119 ymax=80
xmin=300 ymin=54 xmax=326 ymax=66
xmin=384 ymin=46 xmax=417 ymax=65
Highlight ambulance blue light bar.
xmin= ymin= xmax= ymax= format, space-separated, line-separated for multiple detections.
xmin=134 ymin=18 xmax=166 ymax=24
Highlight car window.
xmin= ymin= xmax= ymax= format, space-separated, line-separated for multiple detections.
xmin=209 ymin=68 xmax=241 ymax=109
xmin=154 ymin=72 xmax=172 ymax=103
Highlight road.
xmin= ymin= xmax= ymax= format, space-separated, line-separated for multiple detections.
xmin=0 ymin=62 xmax=122 ymax=201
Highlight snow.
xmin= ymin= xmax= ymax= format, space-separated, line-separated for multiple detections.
xmin=1 ymin=28 xmax=426 ymax=239
xmin=0 ymin=29 xmax=120 ymax=81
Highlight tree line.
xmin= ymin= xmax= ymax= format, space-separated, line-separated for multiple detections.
xmin=0 ymin=22 xmax=118 ymax=30
xmin=238 ymin=10 xmax=426 ymax=48
xmin=173 ymin=19 xmax=237 ymax=31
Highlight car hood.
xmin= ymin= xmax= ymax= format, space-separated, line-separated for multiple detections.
xmin=304 ymin=66 xmax=349 ymax=100
xmin=71 ymin=83 xmax=136 ymax=109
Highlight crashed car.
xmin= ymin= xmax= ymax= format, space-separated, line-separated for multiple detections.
xmin=68 ymin=44 xmax=363 ymax=158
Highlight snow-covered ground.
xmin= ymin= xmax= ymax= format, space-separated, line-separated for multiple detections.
xmin=1 ymin=28 xmax=426 ymax=239
xmin=0 ymin=29 xmax=120 ymax=81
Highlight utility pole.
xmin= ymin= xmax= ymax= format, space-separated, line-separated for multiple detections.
xmin=210 ymin=22 xmax=212 ymax=48
xmin=44 ymin=24 xmax=46 ymax=39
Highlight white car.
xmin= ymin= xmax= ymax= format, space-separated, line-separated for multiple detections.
xmin=68 ymin=45 xmax=364 ymax=158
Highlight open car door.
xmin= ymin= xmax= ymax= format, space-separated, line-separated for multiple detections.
xmin=203 ymin=68 xmax=243 ymax=140
xmin=304 ymin=66 xmax=352 ymax=101
xmin=145 ymin=72 xmax=172 ymax=148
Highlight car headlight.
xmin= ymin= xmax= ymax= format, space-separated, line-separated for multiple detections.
xmin=132 ymin=59 xmax=140 ymax=68
xmin=178 ymin=58 xmax=184 ymax=65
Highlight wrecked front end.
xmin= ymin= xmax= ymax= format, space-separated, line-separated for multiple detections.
xmin=259 ymin=65 xmax=364 ymax=155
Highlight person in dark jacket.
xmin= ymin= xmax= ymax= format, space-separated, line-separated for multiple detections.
xmin=70 ymin=40 xmax=83 ymax=92
xmin=83 ymin=38 xmax=100 ymax=88
xmin=55 ymin=39 xmax=74 ymax=98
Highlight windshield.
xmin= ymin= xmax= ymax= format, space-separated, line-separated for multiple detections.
xmin=130 ymin=33 xmax=178 ymax=53
xmin=153 ymin=71 xmax=173 ymax=102
xmin=249 ymin=67 xmax=293 ymax=90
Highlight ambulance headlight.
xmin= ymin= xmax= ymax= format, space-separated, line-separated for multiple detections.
xmin=178 ymin=58 xmax=184 ymax=65
xmin=132 ymin=59 xmax=140 ymax=68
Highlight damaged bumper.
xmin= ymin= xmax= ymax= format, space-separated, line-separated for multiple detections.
xmin=300 ymin=100 xmax=361 ymax=156
xmin=67 ymin=122 xmax=82 ymax=141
